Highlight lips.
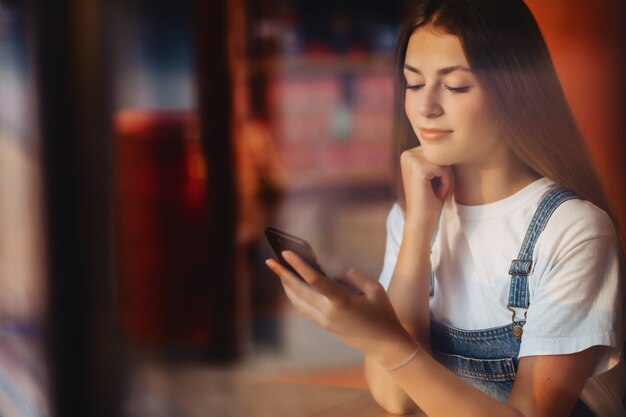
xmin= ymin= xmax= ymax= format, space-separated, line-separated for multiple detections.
xmin=419 ymin=127 xmax=453 ymax=142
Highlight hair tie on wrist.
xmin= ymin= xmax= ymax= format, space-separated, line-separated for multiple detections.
xmin=383 ymin=344 xmax=420 ymax=372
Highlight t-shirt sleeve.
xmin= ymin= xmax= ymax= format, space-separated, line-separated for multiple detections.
xmin=378 ymin=203 xmax=405 ymax=291
xmin=519 ymin=201 xmax=623 ymax=375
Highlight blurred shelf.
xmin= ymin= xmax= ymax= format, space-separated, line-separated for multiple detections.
xmin=249 ymin=52 xmax=395 ymax=76
xmin=284 ymin=169 xmax=394 ymax=199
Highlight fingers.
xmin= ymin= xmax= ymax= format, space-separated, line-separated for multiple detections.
xmin=265 ymin=251 xmax=330 ymax=304
xmin=265 ymin=256 xmax=342 ymax=329
xmin=282 ymin=285 xmax=327 ymax=325
xmin=282 ymin=251 xmax=336 ymax=292
xmin=400 ymin=146 xmax=455 ymax=210
xmin=436 ymin=167 xmax=455 ymax=200
xmin=266 ymin=252 xmax=386 ymax=317
xmin=400 ymin=147 xmax=452 ymax=183
xmin=281 ymin=252 xmax=368 ymax=299
xmin=334 ymin=268 xmax=386 ymax=300
xmin=264 ymin=257 xmax=307 ymax=291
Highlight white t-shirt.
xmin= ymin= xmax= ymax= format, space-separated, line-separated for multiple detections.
xmin=379 ymin=177 xmax=625 ymax=416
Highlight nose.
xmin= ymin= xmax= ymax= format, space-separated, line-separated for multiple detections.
xmin=418 ymin=87 xmax=443 ymax=118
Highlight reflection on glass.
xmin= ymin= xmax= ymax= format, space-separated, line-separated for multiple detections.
xmin=0 ymin=3 xmax=49 ymax=417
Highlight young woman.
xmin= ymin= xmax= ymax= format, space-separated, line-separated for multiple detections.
xmin=265 ymin=1 xmax=625 ymax=416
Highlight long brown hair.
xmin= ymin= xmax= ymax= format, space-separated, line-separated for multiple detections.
xmin=392 ymin=0 xmax=612 ymax=216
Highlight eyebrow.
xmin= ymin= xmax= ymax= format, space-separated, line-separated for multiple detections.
xmin=403 ymin=63 xmax=472 ymax=75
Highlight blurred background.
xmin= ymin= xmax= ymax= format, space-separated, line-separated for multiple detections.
xmin=0 ymin=0 xmax=624 ymax=416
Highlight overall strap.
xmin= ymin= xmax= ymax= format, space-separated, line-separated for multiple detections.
xmin=508 ymin=187 xmax=579 ymax=309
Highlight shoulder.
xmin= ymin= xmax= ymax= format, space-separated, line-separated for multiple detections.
xmin=534 ymin=196 xmax=620 ymax=275
xmin=545 ymin=197 xmax=617 ymax=243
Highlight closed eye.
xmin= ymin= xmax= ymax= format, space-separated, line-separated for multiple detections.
xmin=406 ymin=84 xmax=424 ymax=91
xmin=445 ymin=86 xmax=471 ymax=93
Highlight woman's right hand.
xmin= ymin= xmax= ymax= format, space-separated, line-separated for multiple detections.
xmin=400 ymin=146 xmax=454 ymax=233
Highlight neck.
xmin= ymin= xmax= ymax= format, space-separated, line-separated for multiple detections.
xmin=452 ymin=154 xmax=540 ymax=206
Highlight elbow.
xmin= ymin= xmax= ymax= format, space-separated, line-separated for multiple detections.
xmin=364 ymin=358 xmax=419 ymax=415
xmin=380 ymin=403 xmax=418 ymax=415
xmin=370 ymin=390 xmax=418 ymax=415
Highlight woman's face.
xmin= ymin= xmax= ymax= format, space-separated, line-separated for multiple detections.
xmin=403 ymin=26 xmax=507 ymax=168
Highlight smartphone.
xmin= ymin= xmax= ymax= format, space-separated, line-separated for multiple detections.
xmin=264 ymin=227 xmax=326 ymax=279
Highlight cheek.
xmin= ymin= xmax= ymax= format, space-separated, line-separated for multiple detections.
xmin=469 ymin=105 xmax=498 ymax=137
xmin=452 ymin=96 xmax=493 ymax=131
xmin=404 ymin=96 xmax=418 ymax=125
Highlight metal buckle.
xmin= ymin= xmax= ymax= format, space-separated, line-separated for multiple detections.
xmin=509 ymin=259 xmax=533 ymax=276
xmin=506 ymin=304 xmax=527 ymax=341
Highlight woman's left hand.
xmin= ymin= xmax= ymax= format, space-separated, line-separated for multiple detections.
xmin=265 ymin=251 xmax=416 ymax=368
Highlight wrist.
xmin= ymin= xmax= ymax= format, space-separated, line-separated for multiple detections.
xmin=369 ymin=331 xmax=419 ymax=371
xmin=383 ymin=344 xmax=420 ymax=372
xmin=403 ymin=216 xmax=438 ymax=240
xmin=400 ymin=223 xmax=434 ymax=253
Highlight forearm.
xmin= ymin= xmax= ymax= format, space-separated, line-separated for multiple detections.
xmin=365 ymin=222 xmax=433 ymax=413
xmin=387 ymin=221 xmax=433 ymax=348
xmin=383 ymin=341 xmax=525 ymax=417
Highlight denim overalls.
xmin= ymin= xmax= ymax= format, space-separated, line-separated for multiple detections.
xmin=430 ymin=187 xmax=597 ymax=416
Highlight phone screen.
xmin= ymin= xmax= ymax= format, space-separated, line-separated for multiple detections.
xmin=264 ymin=227 xmax=325 ymax=279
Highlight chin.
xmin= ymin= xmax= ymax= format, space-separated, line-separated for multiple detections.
xmin=420 ymin=145 xmax=459 ymax=167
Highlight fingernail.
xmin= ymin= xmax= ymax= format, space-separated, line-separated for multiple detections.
xmin=265 ymin=259 xmax=276 ymax=269
xmin=281 ymin=250 xmax=293 ymax=260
